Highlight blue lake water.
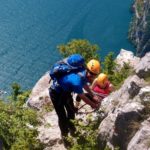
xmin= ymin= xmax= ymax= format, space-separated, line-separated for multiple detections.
xmin=0 ymin=0 xmax=134 ymax=92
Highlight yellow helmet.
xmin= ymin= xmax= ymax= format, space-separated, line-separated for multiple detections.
xmin=87 ymin=59 xmax=101 ymax=75
xmin=97 ymin=73 xmax=108 ymax=86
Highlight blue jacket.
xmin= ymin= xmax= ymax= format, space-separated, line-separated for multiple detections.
xmin=51 ymin=69 xmax=87 ymax=94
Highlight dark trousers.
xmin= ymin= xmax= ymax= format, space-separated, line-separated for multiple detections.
xmin=49 ymin=88 xmax=75 ymax=136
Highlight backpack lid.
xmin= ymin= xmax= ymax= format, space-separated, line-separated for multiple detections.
xmin=67 ymin=54 xmax=85 ymax=67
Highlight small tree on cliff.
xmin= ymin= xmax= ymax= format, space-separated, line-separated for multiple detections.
xmin=102 ymin=52 xmax=116 ymax=75
xmin=102 ymin=52 xmax=132 ymax=88
xmin=57 ymin=39 xmax=100 ymax=62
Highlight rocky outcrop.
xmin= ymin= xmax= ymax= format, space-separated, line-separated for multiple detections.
xmin=38 ymin=110 xmax=67 ymax=150
xmin=98 ymin=79 xmax=148 ymax=150
xmin=27 ymin=72 xmax=51 ymax=110
xmin=116 ymin=49 xmax=140 ymax=68
xmin=129 ymin=0 xmax=150 ymax=57
xmin=135 ymin=52 xmax=150 ymax=78
xmin=100 ymin=75 xmax=146 ymax=114
xmin=127 ymin=117 xmax=150 ymax=150
xmin=98 ymin=52 xmax=150 ymax=150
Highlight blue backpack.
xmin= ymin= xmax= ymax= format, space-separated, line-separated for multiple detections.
xmin=49 ymin=54 xmax=85 ymax=80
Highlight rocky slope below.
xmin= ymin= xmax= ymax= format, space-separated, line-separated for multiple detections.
xmin=129 ymin=0 xmax=150 ymax=57
xmin=27 ymin=50 xmax=150 ymax=150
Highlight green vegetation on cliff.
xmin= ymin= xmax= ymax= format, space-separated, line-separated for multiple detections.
xmin=0 ymin=83 xmax=44 ymax=150
xmin=58 ymin=39 xmax=100 ymax=62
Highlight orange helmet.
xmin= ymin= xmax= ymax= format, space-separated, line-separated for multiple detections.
xmin=97 ymin=73 xmax=108 ymax=86
xmin=87 ymin=59 xmax=101 ymax=75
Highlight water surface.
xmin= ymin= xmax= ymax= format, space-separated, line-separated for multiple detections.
xmin=0 ymin=0 xmax=134 ymax=92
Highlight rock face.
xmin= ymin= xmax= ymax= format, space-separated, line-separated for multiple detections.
xmin=116 ymin=49 xmax=140 ymax=68
xmin=38 ymin=110 xmax=67 ymax=150
xmin=135 ymin=52 xmax=150 ymax=78
xmin=127 ymin=117 xmax=150 ymax=150
xmin=98 ymin=78 xmax=147 ymax=150
xmin=129 ymin=0 xmax=150 ymax=57
xmin=28 ymin=50 xmax=150 ymax=150
xmin=27 ymin=72 xmax=51 ymax=110
xmin=98 ymin=52 xmax=150 ymax=150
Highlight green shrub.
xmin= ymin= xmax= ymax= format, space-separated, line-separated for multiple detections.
xmin=111 ymin=63 xmax=133 ymax=89
xmin=68 ymin=115 xmax=100 ymax=150
xmin=58 ymin=39 xmax=100 ymax=62
xmin=102 ymin=52 xmax=133 ymax=89
xmin=102 ymin=52 xmax=116 ymax=75
xmin=0 ymin=84 xmax=44 ymax=150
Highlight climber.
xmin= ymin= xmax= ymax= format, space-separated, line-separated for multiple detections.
xmin=76 ymin=73 xmax=113 ymax=109
xmin=92 ymin=73 xmax=113 ymax=98
xmin=49 ymin=54 xmax=100 ymax=146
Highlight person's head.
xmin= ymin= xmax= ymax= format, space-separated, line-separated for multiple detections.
xmin=97 ymin=73 xmax=108 ymax=87
xmin=86 ymin=59 xmax=101 ymax=82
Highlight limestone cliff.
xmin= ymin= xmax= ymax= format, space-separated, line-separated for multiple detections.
xmin=98 ymin=52 xmax=150 ymax=150
xmin=129 ymin=0 xmax=150 ymax=57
